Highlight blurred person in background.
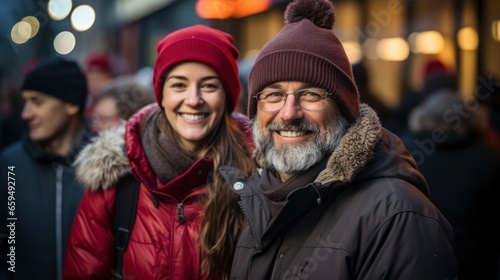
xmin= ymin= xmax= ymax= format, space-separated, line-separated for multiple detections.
xmin=352 ymin=62 xmax=390 ymax=124
xmin=63 ymin=25 xmax=256 ymax=279
xmin=83 ymin=52 xmax=115 ymax=117
xmin=384 ymin=59 xmax=457 ymax=143
xmin=90 ymin=75 xmax=155 ymax=132
xmin=475 ymin=75 xmax=500 ymax=152
xmin=0 ymin=56 xmax=94 ymax=280
xmin=134 ymin=66 xmax=154 ymax=89
xmin=0 ymin=74 xmax=26 ymax=151
xmin=404 ymin=89 xmax=500 ymax=280
xmin=235 ymin=56 xmax=256 ymax=116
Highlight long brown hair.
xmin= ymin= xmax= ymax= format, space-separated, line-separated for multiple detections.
xmin=154 ymin=106 xmax=255 ymax=278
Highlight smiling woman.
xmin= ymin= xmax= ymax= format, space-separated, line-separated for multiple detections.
xmin=63 ymin=25 xmax=256 ymax=280
xmin=161 ymin=62 xmax=226 ymax=151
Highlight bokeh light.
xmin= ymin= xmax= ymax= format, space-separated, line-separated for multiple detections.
xmin=342 ymin=41 xmax=363 ymax=64
xmin=11 ymin=21 xmax=31 ymax=44
xmin=493 ymin=21 xmax=500 ymax=41
xmin=22 ymin=16 xmax=40 ymax=39
xmin=54 ymin=31 xmax=76 ymax=54
xmin=458 ymin=27 xmax=478 ymax=51
xmin=376 ymin=37 xmax=410 ymax=61
xmin=71 ymin=5 xmax=95 ymax=32
xmin=413 ymin=31 xmax=445 ymax=54
xmin=48 ymin=0 xmax=73 ymax=21
xmin=363 ymin=38 xmax=379 ymax=60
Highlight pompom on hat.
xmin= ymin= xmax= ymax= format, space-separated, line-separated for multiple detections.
xmin=248 ymin=0 xmax=359 ymax=123
xmin=21 ymin=56 xmax=88 ymax=110
xmin=153 ymin=25 xmax=241 ymax=113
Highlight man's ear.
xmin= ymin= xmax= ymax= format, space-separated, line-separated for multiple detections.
xmin=66 ymin=103 xmax=81 ymax=116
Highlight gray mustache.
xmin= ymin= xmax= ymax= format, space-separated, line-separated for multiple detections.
xmin=268 ymin=120 xmax=319 ymax=132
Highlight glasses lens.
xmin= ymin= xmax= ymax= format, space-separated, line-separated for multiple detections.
xmin=297 ymin=89 xmax=327 ymax=110
xmin=257 ymin=91 xmax=285 ymax=112
xmin=257 ymin=89 xmax=329 ymax=112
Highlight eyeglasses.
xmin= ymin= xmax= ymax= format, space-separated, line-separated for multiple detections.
xmin=255 ymin=88 xmax=332 ymax=112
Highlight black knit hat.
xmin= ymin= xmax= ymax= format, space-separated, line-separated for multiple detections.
xmin=248 ymin=0 xmax=359 ymax=122
xmin=22 ymin=56 xmax=88 ymax=110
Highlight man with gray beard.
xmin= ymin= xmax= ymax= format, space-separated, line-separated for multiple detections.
xmin=220 ymin=0 xmax=458 ymax=279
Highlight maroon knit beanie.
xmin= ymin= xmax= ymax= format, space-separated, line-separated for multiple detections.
xmin=153 ymin=25 xmax=241 ymax=112
xmin=248 ymin=0 xmax=359 ymax=122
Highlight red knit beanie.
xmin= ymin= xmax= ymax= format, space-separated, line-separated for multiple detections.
xmin=248 ymin=0 xmax=359 ymax=122
xmin=153 ymin=25 xmax=241 ymax=113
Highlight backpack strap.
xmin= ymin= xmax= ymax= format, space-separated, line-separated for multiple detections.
xmin=113 ymin=173 xmax=139 ymax=280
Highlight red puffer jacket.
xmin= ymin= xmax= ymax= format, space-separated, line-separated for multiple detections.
xmin=63 ymin=104 xmax=252 ymax=279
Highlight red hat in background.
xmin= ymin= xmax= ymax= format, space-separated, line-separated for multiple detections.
xmin=85 ymin=52 xmax=112 ymax=74
xmin=423 ymin=59 xmax=447 ymax=79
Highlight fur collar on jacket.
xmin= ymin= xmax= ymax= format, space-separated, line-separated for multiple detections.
xmin=317 ymin=104 xmax=382 ymax=184
xmin=73 ymin=125 xmax=130 ymax=191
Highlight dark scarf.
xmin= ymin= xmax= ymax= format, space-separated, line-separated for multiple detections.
xmin=141 ymin=111 xmax=195 ymax=184
xmin=260 ymin=156 xmax=329 ymax=218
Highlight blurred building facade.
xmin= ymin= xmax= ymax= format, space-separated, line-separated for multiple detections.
xmin=0 ymin=0 xmax=499 ymax=109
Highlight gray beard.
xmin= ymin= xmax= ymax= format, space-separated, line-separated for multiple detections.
xmin=252 ymin=113 xmax=348 ymax=177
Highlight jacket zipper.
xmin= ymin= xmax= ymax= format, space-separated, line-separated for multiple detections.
xmin=167 ymin=187 xmax=208 ymax=279
xmin=271 ymin=252 xmax=285 ymax=279
xmin=177 ymin=203 xmax=186 ymax=224
xmin=238 ymin=199 xmax=261 ymax=252
xmin=55 ymin=164 xmax=63 ymax=280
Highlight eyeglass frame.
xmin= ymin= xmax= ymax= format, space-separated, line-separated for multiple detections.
xmin=255 ymin=87 xmax=334 ymax=112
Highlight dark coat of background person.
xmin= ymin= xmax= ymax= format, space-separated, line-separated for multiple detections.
xmin=0 ymin=75 xmax=26 ymax=151
xmin=0 ymin=56 xmax=94 ymax=280
xmin=475 ymin=75 xmax=500 ymax=153
xmin=384 ymin=59 xmax=457 ymax=143
xmin=404 ymin=89 xmax=500 ymax=280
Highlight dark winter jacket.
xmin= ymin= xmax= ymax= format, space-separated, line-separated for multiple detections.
xmin=405 ymin=91 xmax=500 ymax=280
xmin=0 ymin=123 xmax=94 ymax=280
xmin=222 ymin=104 xmax=458 ymax=280
xmin=63 ymin=104 xmax=253 ymax=280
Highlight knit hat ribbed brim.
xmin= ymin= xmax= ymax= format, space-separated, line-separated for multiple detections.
xmin=21 ymin=56 xmax=88 ymax=109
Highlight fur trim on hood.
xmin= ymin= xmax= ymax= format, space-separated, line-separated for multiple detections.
xmin=73 ymin=125 xmax=130 ymax=191
xmin=316 ymin=104 xmax=382 ymax=184
xmin=312 ymin=104 xmax=381 ymax=184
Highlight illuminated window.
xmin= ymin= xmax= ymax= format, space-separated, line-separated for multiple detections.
xmin=196 ymin=0 xmax=271 ymax=19
xmin=376 ymin=37 xmax=410 ymax=61
xmin=458 ymin=27 xmax=478 ymax=51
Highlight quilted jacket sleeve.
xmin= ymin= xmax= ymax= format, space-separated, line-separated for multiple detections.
xmin=63 ymin=187 xmax=117 ymax=279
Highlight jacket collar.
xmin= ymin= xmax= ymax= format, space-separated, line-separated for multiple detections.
xmin=24 ymin=119 xmax=94 ymax=166
xmin=74 ymin=104 xmax=213 ymax=200
xmin=316 ymin=104 xmax=382 ymax=184
xmin=73 ymin=124 xmax=130 ymax=191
